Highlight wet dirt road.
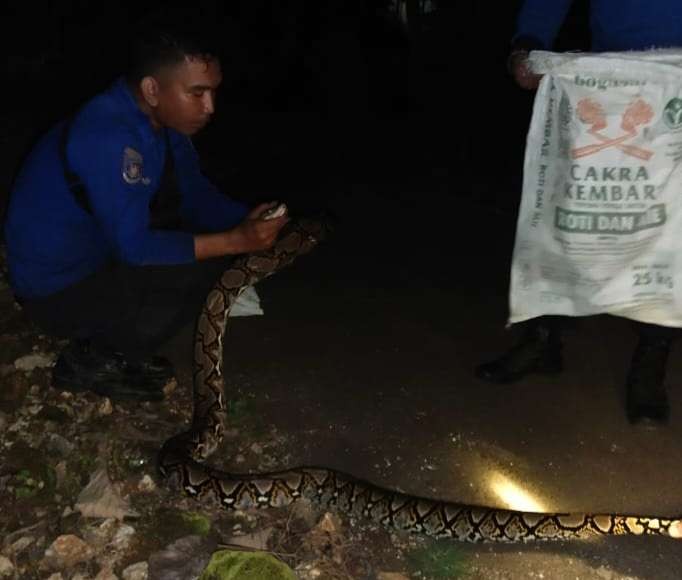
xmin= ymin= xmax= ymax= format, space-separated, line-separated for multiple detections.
xmin=162 ymin=180 xmax=682 ymax=579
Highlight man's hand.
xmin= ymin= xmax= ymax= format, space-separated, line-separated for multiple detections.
xmin=235 ymin=202 xmax=290 ymax=251
xmin=193 ymin=201 xmax=289 ymax=260
xmin=509 ymin=50 xmax=542 ymax=90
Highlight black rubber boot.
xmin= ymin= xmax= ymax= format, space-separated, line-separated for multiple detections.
xmin=51 ymin=340 xmax=174 ymax=401
xmin=475 ymin=318 xmax=563 ymax=384
xmin=626 ymin=336 xmax=671 ymax=427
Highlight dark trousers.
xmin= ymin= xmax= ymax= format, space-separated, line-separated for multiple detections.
xmin=530 ymin=315 xmax=680 ymax=342
xmin=21 ymin=257 xmax=232 ymax=361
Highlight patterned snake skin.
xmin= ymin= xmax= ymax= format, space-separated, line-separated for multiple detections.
xmin=158 ymin=215 xmax=682 ymax=543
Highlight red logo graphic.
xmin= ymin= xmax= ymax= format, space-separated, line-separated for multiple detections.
xmin=571 ymin=98 xmax=654 ymax=160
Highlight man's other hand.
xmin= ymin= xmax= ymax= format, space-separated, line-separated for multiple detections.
xmin=509 ymin=50 xmax=542 ymax=90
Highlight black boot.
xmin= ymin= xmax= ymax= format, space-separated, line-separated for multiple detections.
xmin=475 ymin=318 xmax=562 ymax=384
xmin=52 ymin=340 xmax=174 ymax=401
xmin=626 ymin=336 xmax=671 ymax=426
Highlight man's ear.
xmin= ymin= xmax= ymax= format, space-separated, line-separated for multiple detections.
xmin=139 ymin=76 xmax=160 ymax=107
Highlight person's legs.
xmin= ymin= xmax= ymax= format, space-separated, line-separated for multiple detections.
xmin=625 ymin=321 xmax=678 ymax=426
xmin=90 ymin=258 xmax=231 ymax=360
xmin=475 ymin=316 xmax=563 ymax=383
xmin=22 ymin=257 xmax=232 ymax=400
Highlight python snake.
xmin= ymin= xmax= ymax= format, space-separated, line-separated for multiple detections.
xmin=158 ymin=215 xmax=682 ymax=543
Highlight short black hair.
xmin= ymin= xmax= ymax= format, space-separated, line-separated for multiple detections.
xmin=125 ymin=9 xmax=220 ymax=85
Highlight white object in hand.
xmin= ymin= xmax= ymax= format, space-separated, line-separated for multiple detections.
xmin=261 ymin=203 xmax=287 ymax=220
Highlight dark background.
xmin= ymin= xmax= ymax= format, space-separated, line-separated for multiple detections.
xmin=2 ymin=0 xmax=591 ymax=219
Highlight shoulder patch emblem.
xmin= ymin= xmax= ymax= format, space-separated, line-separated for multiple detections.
xmin=122 ymin=147 xmax=149 ymax=185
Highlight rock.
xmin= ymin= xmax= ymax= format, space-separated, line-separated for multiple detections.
xmin=148 ymin=535 xmax=217 ymax=580
xmin=137 ymin=474 xmax=156 ymax=493
xmin=198 ymin=550 xmax=296 ymax=580
xmin=75 ymin=469 xmax=139 ymax=520
xmin=9 ymin=535 xmax=34 ymax=555
xmin=54 ymin=461 xmax=68 ymax=490
xmin=14 ymin=352 xmax=55 ymax=372
xmin=377 ymin=573 xmax=410 ymax=580
xmin=0 ymin=556 xmax=14 ymax=578
xmin=305 ymin=513 xmax=344 ymax=565
xmin=85 ymin=520 xmax=134 ymax=570
xmin=94 ymin=567 xmax=119 ymax=580
xmin=98 ymin=398 xmax=114 ymax=416
xmin=162 ymin=378 xmax=177 ymax=397
xmin=315 ymin=512 xmax=341 ymax=535
xmin=46 ymin=574 xmax=64 ymax=580
xmin=289 ymin=499 xmax=317 ymax=529
xmin=83 ymin=518 xmax=119 ymax=550
xmin=26 ymin=402 xmax=43 ymax=415
xmin=122 ymin=561 xmax=148 ymax=580
xmin=43 ymin=534 xmax=94 ymax=568
xmin=112 ymin=523 xmax=136 ymax=552
xmin=223 ymin=527 xmax=273 ymax=552
xmin=293 ymin=563 xmax=320 ymax=578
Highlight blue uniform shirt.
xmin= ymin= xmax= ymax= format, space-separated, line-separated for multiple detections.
xmin=5 ymin=78 xmax=248 ymax=299
xmin=515 ymin=0 xmax=682 ymax=52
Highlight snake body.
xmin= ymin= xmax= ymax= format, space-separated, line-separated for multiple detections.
xmin=158 ymin=216 xmax=682 ymax=543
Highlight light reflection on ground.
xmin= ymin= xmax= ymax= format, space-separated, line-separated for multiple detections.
xmin=487 ymin=471 xmax=547 ymax=513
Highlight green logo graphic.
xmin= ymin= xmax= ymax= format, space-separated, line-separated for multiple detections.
xmin=663 ymin=98 xmax=682 ymax=129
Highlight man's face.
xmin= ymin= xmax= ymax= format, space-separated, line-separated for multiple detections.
xmin=151 ymin=56 xmax=222 ymax=135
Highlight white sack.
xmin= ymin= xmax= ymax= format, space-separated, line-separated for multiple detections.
xmin=510 ymin=50 xmax=682 ymax=327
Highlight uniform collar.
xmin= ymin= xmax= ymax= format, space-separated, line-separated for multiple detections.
xmin=110 ymin=77 xmax=164 ymax=147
